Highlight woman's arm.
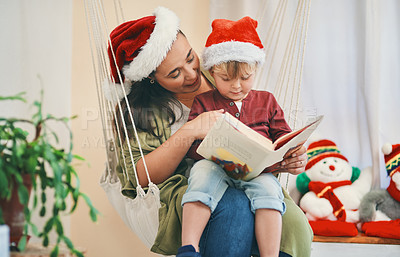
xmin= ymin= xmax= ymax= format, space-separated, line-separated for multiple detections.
xmin=135 ymin=110 xmax=223 ymax=186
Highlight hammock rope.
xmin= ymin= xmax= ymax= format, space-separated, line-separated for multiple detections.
xmin=254 ymin=0 xmax=312 ymax=187
xmin=85 ymin=3 xmax=162 ymax=250
xmin=85 ymin=0 xmax=154 ymax=190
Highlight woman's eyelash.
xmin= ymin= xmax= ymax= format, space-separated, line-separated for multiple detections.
xmin=170 ymin=56 xmax=194 ymax=78
xmin=171 ymin=71 xmax=180 ymax=79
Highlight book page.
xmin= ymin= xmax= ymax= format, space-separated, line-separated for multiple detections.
xmin=223 ymin=113 xmax=274 ymax=150
xmin=274 ymin=116 xmax=324 ymax=150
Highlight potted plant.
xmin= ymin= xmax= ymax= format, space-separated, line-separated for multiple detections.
xmin=0 ymin=92 xmax=99 ymax=257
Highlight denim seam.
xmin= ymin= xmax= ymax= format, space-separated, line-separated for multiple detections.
xmin=250 ymin=196 xmax=286 ymax=214
xmin=182 ymin=191 xmax=216 ymax=210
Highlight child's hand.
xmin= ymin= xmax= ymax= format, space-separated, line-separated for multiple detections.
xmin=186 ymin=109 xmax=224 ymax=140
xmin=267 ymin=145 xmax=307 ymax=175
xmin=280 ymin=145 xmax=307 ymax=175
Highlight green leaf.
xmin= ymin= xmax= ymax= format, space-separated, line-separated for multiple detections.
xmin=29 ymin=222 xmax=39 ymax=236
xmin=72 ymin=154 xmax=85 ymax=161
xmin=74 ymin=250 xmax=84 ymax=257
xmin=14 ymin=173 xmax=23 ymax=184
xmin=60 ymin=201 xmax=66 ymax=211
xmin=50 ymin=245 xmax=59 ymax=257
xmin=17 ymin=184 xmax=29 ymax=205
xmin=40 ymin=206 xmax=46 ymax=217
xmin=27 ymin=156 xmax=38 ymax=172
xmin=0 ymin=171 xmax=8 ymax=192
xmin=18 ymin=235 xmax=27 ymax=251
xmin=90 ymin=208 xmax=98 ymax=222
xmin=0 ymin=92 xmax=26 ymax=102
xmin=41 ymin=191 xmax=47 ymax=203
xmin=63 ymin=236 xmax=74 ymax=249
xmin=32 ymin=192 xmax=38 ymax=209
xmin=80 ymin=193 xmax=99 ymax=222
xmin=43 ymin=235 xmax=49 ymax=247
xmin=54 ymin=217 xmax=64 ymax=235
xmin=43 ymin=217 xmax=54 ymax=234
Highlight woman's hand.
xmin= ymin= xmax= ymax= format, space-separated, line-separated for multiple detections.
xmin=268 ymin=145 xmax=308 ymax=175
xmin=184 ymin=109 xmax=224 ymax=140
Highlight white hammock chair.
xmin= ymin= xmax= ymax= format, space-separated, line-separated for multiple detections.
xmin=84 ymin=0 xmax=312 ymax=254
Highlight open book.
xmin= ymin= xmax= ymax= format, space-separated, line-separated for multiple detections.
xmin=196 ymin=113 xmax=323 ymax=181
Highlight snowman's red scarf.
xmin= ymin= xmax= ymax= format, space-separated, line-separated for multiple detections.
xmin=308 ymin=180 xmax=352 ymax=221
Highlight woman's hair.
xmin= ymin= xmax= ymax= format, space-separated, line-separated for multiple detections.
xmin=114 ymin=76 xmax=182 ymax=142
xmin=211 ymin=61 xmax=257 ymax=79
xmin=113 ymin=30 xmax=188 ymax=142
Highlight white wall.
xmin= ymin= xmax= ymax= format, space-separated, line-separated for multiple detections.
xmin=0 ymin=0 xmax=73 ymax=245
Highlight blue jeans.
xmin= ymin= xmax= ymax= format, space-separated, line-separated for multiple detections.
xmin=182 ymin=159 xmax=286 ymax=214
xmin=199 ymin=187 xmax=291 ymax=257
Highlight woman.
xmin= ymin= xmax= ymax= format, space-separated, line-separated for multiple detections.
xmin=109 ymin=6 xmax=313 ymax=257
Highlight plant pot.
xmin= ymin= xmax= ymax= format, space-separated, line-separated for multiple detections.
xmin=0 ymin=174 xmax=32 ymax=248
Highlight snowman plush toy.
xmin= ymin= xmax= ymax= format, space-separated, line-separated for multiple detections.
xmin=296 ymin=139 xmax=372 ymax=236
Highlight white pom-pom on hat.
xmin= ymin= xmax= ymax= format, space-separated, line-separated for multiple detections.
xmin=382 ymin=143 xmax=393 ymax=155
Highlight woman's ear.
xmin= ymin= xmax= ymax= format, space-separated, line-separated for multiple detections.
xmin=147 ymin=74 xmax=156 ymax=84
xmin=148 ymin=71 xmax=156 ymax=81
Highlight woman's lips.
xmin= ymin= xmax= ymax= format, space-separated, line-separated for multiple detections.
xmin=188 ymin=75 xmax=199 ymax=87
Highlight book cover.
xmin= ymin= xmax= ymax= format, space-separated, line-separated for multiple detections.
xmin=196 ymin=113 xmax=323 ymax=181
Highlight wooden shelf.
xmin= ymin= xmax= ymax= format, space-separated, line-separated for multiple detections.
xmin=313 ymin=232 xmax=400 ymax=245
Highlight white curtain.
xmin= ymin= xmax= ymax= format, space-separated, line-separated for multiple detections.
xmin=0 ymin=0 xmax=73 ymax=243
xmin=209 ymin=0 xmax=400 ymax=195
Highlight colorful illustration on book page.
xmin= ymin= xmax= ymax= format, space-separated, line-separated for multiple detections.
xmin=211 ymin=148 xmax=252 ymax=180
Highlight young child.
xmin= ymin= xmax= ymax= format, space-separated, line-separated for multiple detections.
xmin=178 ymin=17 xmax=292 ymax=257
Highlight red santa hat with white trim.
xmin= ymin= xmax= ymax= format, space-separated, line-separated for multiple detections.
xmin=382 ymin=143 xmax=400 ymax=202
xmin=104 ymin=6 xmax=180 ymax=102
xmin=202 ymin=16 xmax=265 ymax=70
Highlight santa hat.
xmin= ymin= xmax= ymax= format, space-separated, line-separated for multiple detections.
xmin=382 ymin=143 xmax=400 ymax=202
xmin=305 ymin=139 xmax=348 ymax=170
xmin=202 ymin=16 xmax=265 ymax=70
xmin=104 ymin=7 xmax=180 ymax=101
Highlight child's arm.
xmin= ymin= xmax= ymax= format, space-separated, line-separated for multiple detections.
xmin=268 ymin=94 xmax=292 ymax=142
xmin=263 ymin=93 xmax=305 ymax=174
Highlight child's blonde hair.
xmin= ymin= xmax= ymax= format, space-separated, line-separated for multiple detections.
xmin=211 ymin=61 xmax=257 ymax=79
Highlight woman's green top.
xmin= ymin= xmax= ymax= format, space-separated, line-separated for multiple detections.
xmin=115 ymin=71 xmax=313 ymax=256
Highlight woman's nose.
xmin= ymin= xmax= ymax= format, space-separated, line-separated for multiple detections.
xmin=183 ymin=65 xmax=197 ymax=81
